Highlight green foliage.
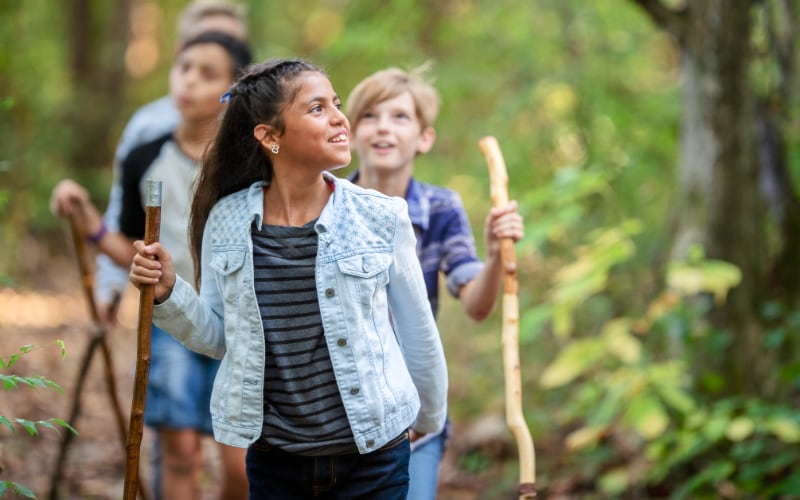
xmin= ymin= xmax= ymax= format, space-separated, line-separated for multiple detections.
xmin=533 ymin=223 xmax=799 ymax=496
xmin=0 ymin=341 xmax=77 ymax=499
xmin=0 ymin=482 xmax=36 ymax=499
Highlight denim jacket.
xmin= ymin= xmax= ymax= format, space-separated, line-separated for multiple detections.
xmin=152 ymin=172 xmax=448 ymax=453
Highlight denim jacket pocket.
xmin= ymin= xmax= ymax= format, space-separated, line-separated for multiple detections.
xmin=210 ymin=246 xmax=246 ymax=275
xmin=210 ymin=246 xmax=247 ymax=307
xmin=337 ymin=252 xmax=391 ymax=305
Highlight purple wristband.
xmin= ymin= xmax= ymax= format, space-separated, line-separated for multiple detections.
xmin=86 ymin=222 xmax=107 ymax=244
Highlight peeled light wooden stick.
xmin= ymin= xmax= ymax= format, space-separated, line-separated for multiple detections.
xmin=478 ymin=136 xmax=536 ymax=499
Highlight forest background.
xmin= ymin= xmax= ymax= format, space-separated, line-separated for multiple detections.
xmin=2 ymin=0 xmax=800 ymax=498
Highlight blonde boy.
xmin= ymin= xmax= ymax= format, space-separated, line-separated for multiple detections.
xmin=346 ymin=67 xmax=524 ymax=500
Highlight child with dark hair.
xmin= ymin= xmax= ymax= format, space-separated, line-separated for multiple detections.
xmin=51 ymin=31 xmax=252 ymax=500
xmin=128 ymin=58 xmax=448 ymax=499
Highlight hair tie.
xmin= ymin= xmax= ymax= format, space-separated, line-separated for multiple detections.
xmin=220 ymin=91 xmax=231 ymax=103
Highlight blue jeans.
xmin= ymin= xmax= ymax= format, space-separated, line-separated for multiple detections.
xmin=407 ymin=431 xmax=445 ymax=500
xmin=145 ymin=325 xmax=219 ymax=432
xmin=245 ymin=432 xmax=410 ymax=499
xmin=146 ymin=325 xmax=220 ymax=499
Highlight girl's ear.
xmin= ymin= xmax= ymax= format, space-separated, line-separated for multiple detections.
xmin=253 ymin=123 xmax=277 ymax=150
xmin=417 ymin=126 xmax=436 ymax=155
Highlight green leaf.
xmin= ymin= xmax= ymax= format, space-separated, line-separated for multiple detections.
xmin=624 ymin=393 xmax=669 ymax=439
xmin=4 ymin=354 xmax=20 ymax=369
xmin=602 ymin=319 xmax=641 ymax=364
xmin=15 ymin=419 xmax=39 ymax=437
xmin=36 ymin=420 xmax=60 ymax=435
xmin=1 ymin=374 xmax=20 ymax=390
xmin=672 ymin=461 xmax=735 ymax=498
xmin=42 ymin=379 xmax=64 ymax=394
xmin=599 ymin=467 xmax=630 ymax=495
xmin=11 ymin=481 xmax=36 ymax=498
xmin=0 ymin=415 xmax=14 ymax=433
xmin=565 ymin=424 xmax=606 ymax=451
xmin=57 ymin=339 xmax=67 ymax=359
xmin=667 ymin=258 xmax=742 ymax=305
xmin=766 ymin=417 xmax=800 ymax=443
xmin=702 ymin=414 xmax=730 ymax=442
xmin=51 ymin=418 xmax=78 ymax=435
xmin=539 ymin=338 xmax=605 ymax=388
xmin=726 ymin=416 xmax=755 ymax=441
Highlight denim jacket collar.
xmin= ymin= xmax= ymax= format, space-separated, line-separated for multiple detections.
xmin=347 ymin=171 xmax=430 ymax=231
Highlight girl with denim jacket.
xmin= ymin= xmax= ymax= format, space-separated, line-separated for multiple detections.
xmin=129 ymin=58 xmax=448 ymax=499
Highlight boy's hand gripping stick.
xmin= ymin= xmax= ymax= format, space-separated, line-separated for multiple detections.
xmin=479 ymin=136 xmax=536 ymax=499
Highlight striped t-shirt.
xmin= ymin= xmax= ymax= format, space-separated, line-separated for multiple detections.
xmin=251 ymin=219 xmax=356 ymax=456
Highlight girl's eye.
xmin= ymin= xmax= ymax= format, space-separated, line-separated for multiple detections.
xmin=311 ymin=104 xmax=322 ymax=112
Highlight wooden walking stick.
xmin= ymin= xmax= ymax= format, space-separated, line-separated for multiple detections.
xmin=49 ymin=217 xmax=149 ymax=500
xmin=123 ymin=180 xmax=162 ymax=500
xmin=479 ymin=136 xmax=536 ymax=499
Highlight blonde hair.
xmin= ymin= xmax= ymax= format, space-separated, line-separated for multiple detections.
xmin=177 ymin=1 xmax=247 ymax=43
xmin=346 ymin=63 xmax=440 ymax=132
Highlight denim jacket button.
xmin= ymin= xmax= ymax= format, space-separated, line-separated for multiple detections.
xmin=337 ymin=338 xmax=347 ymax=347
xmin=366 ymin=439 xmax=375 ymax=448
xmin=325 ymin=288 xmax=335 ymax=298
xmin=350 ymin=387 xmax=360 ymax=395
xmin=362 ymin=263 xmax=369 ymax=272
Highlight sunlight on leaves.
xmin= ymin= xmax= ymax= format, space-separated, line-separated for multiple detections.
xmin=726 ymin=416 xmax=755 ymax=441
xmin=565 ymin=424 xmax=606 ymax=451
xmin=602 ymin=318 xmax=641 ymax=364
xmin=599 ymin=467 xmax=630 ymax=495
xmin=625 ymin=393 xmax=669 ymax=439
xmin=667 ymin=252 xmax=742 ymax=305
xmin=540 ymin=338 xmax=604 ymax=388
xmin=765 ymin=417 xmax=800 ymax=443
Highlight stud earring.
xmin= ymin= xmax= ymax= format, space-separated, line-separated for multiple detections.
xmin=271 ymin=144 xmax=279 ymax=154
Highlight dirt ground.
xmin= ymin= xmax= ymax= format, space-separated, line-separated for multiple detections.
xmin=0 ymin=276 xmax=514 ymax=500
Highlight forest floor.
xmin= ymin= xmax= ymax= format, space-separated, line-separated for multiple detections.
xmin=0 ymin=265 xmax=527 ymax=500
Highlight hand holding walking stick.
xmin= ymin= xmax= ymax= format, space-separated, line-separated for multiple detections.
xmin=123 ymin=180 xmax=162 ymax=500
xmin=479 ymin=136 xmax=536 ymax=499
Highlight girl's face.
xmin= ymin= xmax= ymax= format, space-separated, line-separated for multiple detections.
xmin=275 ymin=72 xmax=351 ymax=172
xmin=169 ymin=43 xmax=234 ymax=122
xmin=350 ymin=91 xmax=434 ymax=176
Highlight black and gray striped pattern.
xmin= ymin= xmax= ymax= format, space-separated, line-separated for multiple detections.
xmin=252 ymin=219 xmax=356 ymax=456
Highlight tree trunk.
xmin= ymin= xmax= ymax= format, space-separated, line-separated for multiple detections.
xmin=65 ymin=0 xmax=130 ymax=171
xmin=668 ymin=1 xmax=767 ymax=395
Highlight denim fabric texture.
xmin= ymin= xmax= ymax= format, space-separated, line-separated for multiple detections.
xmin=245 ymin=431 xmax=410 ymax=499
xmin=407 ymin=431 xmax=446 ymax=500
xmin=143 ymin=324 xmax=218 ymax=433
xmin=152 ymin=173 xmax=448 ymax=453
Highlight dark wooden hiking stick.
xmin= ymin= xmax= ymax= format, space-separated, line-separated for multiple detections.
xmin=49 ymin=217 xmax=148 ymax=500
xmin=479 ymin=136 xmax=536 ymax=499
xmin=123 ymin=180 xmax=162 ymax=500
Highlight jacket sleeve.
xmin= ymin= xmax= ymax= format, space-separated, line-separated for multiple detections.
xmin=151 ymin=223 xmax=226 ymax=359
xmin=386 ymin=197 xmax=448 ymax=434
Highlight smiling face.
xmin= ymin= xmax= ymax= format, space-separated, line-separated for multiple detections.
xmin=169 ymin=42 xmax=235 ymax=122
xmin=350 ymin=91 xmax=434 ymax=177
xmin=270 ymin=71 xmax=351 ymax=172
